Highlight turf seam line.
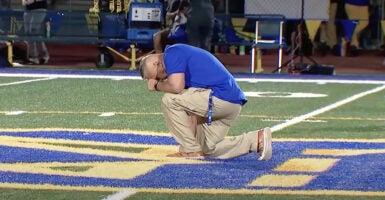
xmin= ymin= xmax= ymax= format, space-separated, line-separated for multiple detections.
xmin=0 ymin=77 xmax=56 ymax=87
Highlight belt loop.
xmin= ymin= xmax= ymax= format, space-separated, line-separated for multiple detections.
xmin=207 ymin=90 xmax=213 ymax=125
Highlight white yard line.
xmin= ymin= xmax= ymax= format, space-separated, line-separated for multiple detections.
xmin=102 ymin=190 xmax=136 ymax=200
xmin=0 ymin=77 xmax=56 ymax=87
xmin=236 ymin=77 xmax=385 ymax=85
xmin=0 ymin=73 xmax=385 ymax=84
xmin=271 ymin=84 xmax=385 ymax=132
xmin=0 ymin=73 xmax=142 ymax=80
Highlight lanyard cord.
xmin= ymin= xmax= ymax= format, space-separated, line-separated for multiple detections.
xmin=207 ymin=90 xmax=213 ymax=125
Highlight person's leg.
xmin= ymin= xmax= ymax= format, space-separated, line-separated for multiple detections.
xmin=195 ymin=96 xmax=271 ymax=159
xmin=39 ymin=41 xmax=49 ymax=63
xmin=345 ymin=3 xmax=369 ymax=47
xmin=200 ymin=23 xmax=214 ymax=51
xmin=195 ymin=96 xmax=253 ymax=159
xmin=23 ymin=11 xmax=37 ymax=63
xmin=161 ymin=88 xmax=212 ymax=153
xmin=33 ymin=10 xmax=49 ymax=63
xmin=186 ymin=20 xmax=201 ymax=48
xmin=326 ymin=2 xmax=338 ymax=47
xmin=161 ymin=89 xmax=251 ymax=159
xmin=161 ymin=88 xmax=272 ymax=159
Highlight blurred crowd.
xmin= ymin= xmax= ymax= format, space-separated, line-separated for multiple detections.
xmin=157 ymin=0 xmax=383 ymax=57
xmin=1 ymin=0 xmax=384 ymax=58
xmin=313 ymin=0 xmax=380 ymax=57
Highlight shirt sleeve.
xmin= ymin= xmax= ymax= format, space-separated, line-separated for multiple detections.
xmin=163 ymin=45 xmax=187 ymax=75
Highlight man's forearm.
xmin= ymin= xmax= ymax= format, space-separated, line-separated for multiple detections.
xmin=154 ymin=80 xmax=184 ymax=94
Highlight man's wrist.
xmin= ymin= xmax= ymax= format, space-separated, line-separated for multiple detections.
xmin=154 ymin=81 xmax=160 ymax=91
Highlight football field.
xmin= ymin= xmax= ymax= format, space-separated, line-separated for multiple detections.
xmin=0 ymin=68 xmax=384 ymax=200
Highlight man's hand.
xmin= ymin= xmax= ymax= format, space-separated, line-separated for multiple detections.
xmin=147 ymin=73 xmax=184 ymax=93
xmin=147 ymin=79 xmax=158 ymax=91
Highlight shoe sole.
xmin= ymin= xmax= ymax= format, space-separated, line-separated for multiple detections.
xmin=258 ymin=127 xmax=272 ymax=161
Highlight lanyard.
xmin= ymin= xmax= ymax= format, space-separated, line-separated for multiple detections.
xmin=207 ymin=90 xmax=213 ymax=125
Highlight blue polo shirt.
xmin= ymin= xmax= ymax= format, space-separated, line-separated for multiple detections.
xmin=163 ymin=44 xmax=247 ymax=105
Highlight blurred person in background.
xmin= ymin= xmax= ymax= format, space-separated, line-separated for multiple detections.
xmin=153 ymin=0 xmax=190 ymax=53
xmin=318 ymin=0 xmax=347 ymax=56
xmin=186 ymin=0 xmax=214 ymax=51
xmin=153 ymin=0 xmax=181 ymax=53
xmin=344 ymin=0 xmax=370 ymax=56
xmin=167 ymin=0 xmax=190 ymax=44
xmin=23 ymin=0 xmax=50 ymax=64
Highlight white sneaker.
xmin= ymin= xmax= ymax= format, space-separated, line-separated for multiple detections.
xmin=257 ymin=127 xmax=272 ymax=161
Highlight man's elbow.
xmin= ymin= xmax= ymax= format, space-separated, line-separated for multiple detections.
xmin=169 ymin=84 xmax=184 ymax=94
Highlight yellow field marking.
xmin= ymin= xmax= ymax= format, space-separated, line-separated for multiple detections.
xmin=0 ymin=135 xmax=211 ymax=180
xmin=1 ymin=183 xmax=385 ymax=197
xmin=2 ymin=128 xmax=385 ymax=143
xmin=274 ymin=158 xmax=340 ymax=172
xmin=1 ymin=129 xmax=385 ymax=196
xmin=303 ymin=148 xmax=385 ymax=156
xmin=0 ymin=161 xmax=166 ymax=180
xmin=0 ymin=136 xmax=210 ymax=163
xmin=249 ymin=174 xmax=316 ymax=187
xmin=0 ymin=128 xmax=170 ymax=136
xmin=314 ymin=116 xmax=385 ymax=121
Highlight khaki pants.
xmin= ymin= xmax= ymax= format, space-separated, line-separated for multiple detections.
xmin=161 ymin=88 xmax=258 ymax=159
xmin=345 ymin=3 xmax=369 ymax=47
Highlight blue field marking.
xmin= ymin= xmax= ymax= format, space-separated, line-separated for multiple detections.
xmin=0 ymin=146 xmax=137 ymax=163
xmin=0 ymin=130 xmax=177 ymax=145
xmin=306 ymin=153 xmax=385 ymax=191
xmin=1 ymin=130 xmax=385 ymax=193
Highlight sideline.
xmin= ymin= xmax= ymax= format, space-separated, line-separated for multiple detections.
xmin=1 ymin=69 xmax=385 ymax=84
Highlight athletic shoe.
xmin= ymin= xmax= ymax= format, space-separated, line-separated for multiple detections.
xmin=257 ymin=127 xmax=272 ymax=160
